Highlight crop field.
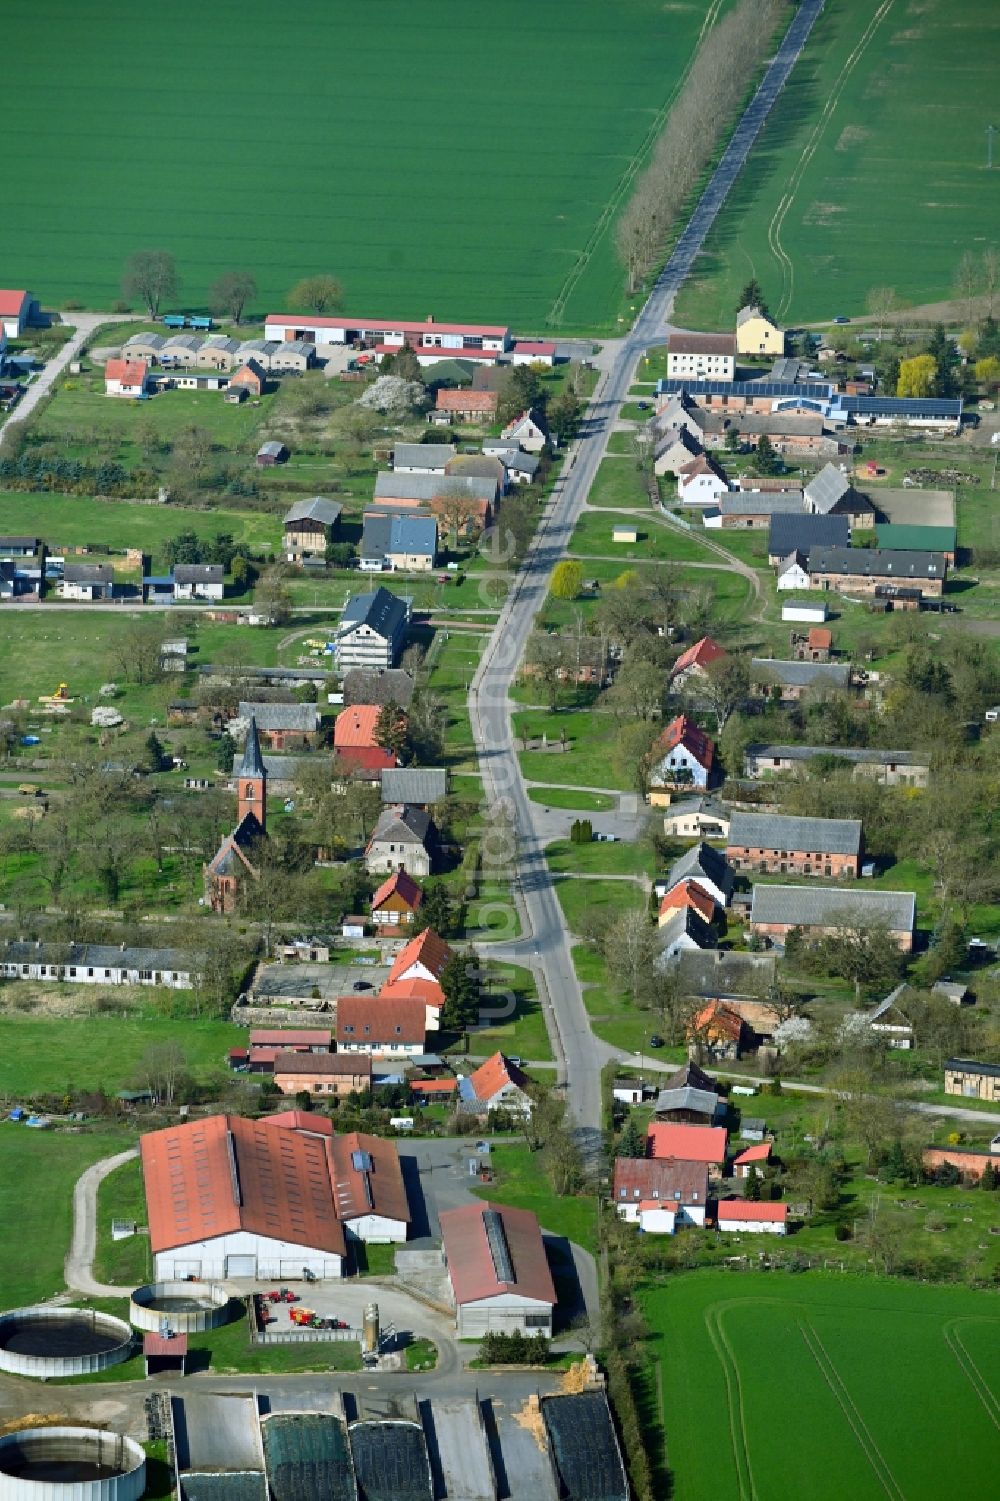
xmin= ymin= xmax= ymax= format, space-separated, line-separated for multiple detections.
xmin=648 ymin=1271 xmax=1000 ymax=1501
xmin=674 ymin=0 xmax=1000 ymax=327
xmin=2 ymin=0 xmax=718 ymax=332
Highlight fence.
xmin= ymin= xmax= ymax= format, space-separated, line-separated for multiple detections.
xmin=251 ymin=1324 xmax=358 ymax=1346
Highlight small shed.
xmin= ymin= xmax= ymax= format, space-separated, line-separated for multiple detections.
xmin=144 ymin=1332 xmax=188 ymax=1377
xmin=612 ymin=526 xmax=638 ymax=543
xmin=256 ymin=440 xmax=287 ymax=467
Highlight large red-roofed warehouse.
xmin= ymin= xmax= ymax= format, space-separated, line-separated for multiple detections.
xmin=439 ymin=1201 xmax=556 ymax=1338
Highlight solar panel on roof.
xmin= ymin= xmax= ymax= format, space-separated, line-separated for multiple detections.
xmin=483 ymin=1208 xmax=515 ymax=1284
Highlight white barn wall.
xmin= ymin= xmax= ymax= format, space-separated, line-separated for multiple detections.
xmin=154 ymin=1230 xmax=343 ymax=1281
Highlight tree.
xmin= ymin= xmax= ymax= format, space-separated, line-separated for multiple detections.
xmin=497 ymin=365 xmax=543 ymax=426
xmin=138 ymin=1042 xmax=188 ymax=1107
xmin=974 ymin=355 xmax=1000 ymax=394
xmin=122 ymin=249 xmax=179 ymax=317
xmin=981 ymin=1160 xmax=998 ymax=1192
xmin=865 ymin=285 xmax=898 ymax=342
xmin=253 ymin=568 xmax=292 ymax=626
xmin=618 ymin=1114 xmax=645 ymax=1159
xmin=604 ymin=908 xmax=659 ymax=1005
xmin=820 ymin=919 xmax=904 ymax=998
xmin=112 ymin=616 xmax=167 ymax=686
xmin=550 ymin=561 xmax=584 ymax=600
xmin=373 ymin=700 xmax=409 ymax=762
xmin=751 ymin=433 xmax=781 ymax=476
xmin=738 ymin=277 xmax=767 ymax=314
xmin=724 ymin=426 xmax=742 ymax=453
xmin=440 ymin=951 xmax=481 ymax=1031
xmin=612 ymin=720 xmax=659 ymax=794
xmin=603 ymin=657 xmax=663 ymax=722
xmin=383 ymin=346 xmax=422 ymax=382
xmin=699 ymin=654 xmax=750 ymax=732
xmin=288 ymin=274 xmax=344 ymax=315
xmin=143 ymin=731 xmax=167 ymax=773
xmin=549 ymin=390 xmax=581 ymax=444
xmin=954 ymin=250 xmax=980 ymax=326
xmin=420 ymin=883 xmax=457 ymax=938
xmin=433 ymin=483 xmax=480 ymax=543
xmin=745 ymin=1166 xmax=762 ymax=1201
xmin=209 ymin=270 xmax=257 ymax=325
xmin=982 ymin=246 xmax=1000 ymax=319
xmin=927 ymin=323 xmax=960 ymax=397
xmin=897 ymin=354 xmax=937 ymax=398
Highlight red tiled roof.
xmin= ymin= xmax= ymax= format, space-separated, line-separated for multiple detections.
xmin=808 ymin=627 xmax=833 ymax=649
xmin=654 ymin=714 xmax=716 ymax=770
xmin=105 ymin=359 xmax=148 ymax=385
xmin=336 ymin=995 xmax=427 ymax=1046
xmin=144 ymin=1333 xmax=188 ymax=1357
xmin=140 ymin=1114 xmax=346 ymax=1257
xmin=659 ymin=879 xmax=717 ymax=924
xmin=435 ymin=388 xmax=498 ymax=413
xmin=613 ymin=1156 xmax=708 ymax=1203
xmin=717 ymin=1199 xmax=787 ymax=1223
xmin=372 ymin=868 xmax=423 ymax=912
xmin=272 ymin=1052 xmax=373 ymax=1077
xmin=690 ymin=1002 xmax=745 ymax=1043
xmin=264 ymin=1110 xmax=335 ymax=1135
xmin=231 ymin=360 xmax=265 ymax=385
xmin=380 ymin=977 xmax=443 ymax=1009
xmin=647 ymin=1122 xmax=727 ymax=1165
xmin=409 ymin=1076 xmax=457 ymax=1094
xmin=468 ymin=1050 xmax=530 ymax=1103
xmin=0 ymin=291 xmax=28 ymax=317
xmin=734 ymin=1141 xmax=772 ymax=1165
xmin=334 ymin=704 xmax=383 ymax=748
xmin=388 ymin=927 xmax=453 ymax=985
xmin=440 ymin=1201 xmax=556 ymax=1306
xmin=327 ymin=1130 xmax=409 ymax=1224
xmin=250 ymin=1029 xmax=332 ymax=1048
xmin=669 ymin=636 xmax=723 ymax=672
xmin=336 ymin=744 xmax=396 ymax=772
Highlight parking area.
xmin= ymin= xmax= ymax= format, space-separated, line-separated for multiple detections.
xmin=238 ymin=1274 xmax=455 ymax=1350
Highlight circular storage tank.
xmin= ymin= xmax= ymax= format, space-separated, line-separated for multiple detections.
xmin=0 ymin=1308 xmax=134 ymax=1380
xmin=129 ymin=1281 xmax=231 ymax=1334
xmin=0 ymin=1427 xmax=145 ymax=1501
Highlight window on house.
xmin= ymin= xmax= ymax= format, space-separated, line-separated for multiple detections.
xmin=674 ymin=1190 xmax=682 ymax=1200
xmin=525 ymin=1314 xmax=549 ymax=1329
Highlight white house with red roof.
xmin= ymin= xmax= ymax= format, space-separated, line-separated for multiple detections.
xmin=658 ymin=878 xmax=718 ymax=927
xmin=379 ymin=926 xmax=452 ymax=1030
xmin=669 ymin=636 xmax=727 ymax=688
xmin=647 ymin=1121 xmax=727 ymax=1179
xmin=716 ymin=1199 xmax=787 ymax=1235
xmin=104 ymin=359 xmax=150 ymax=398
xmin=0 ymin=290 xmax=32 ymax=339
xmin=677 ymin=454 xmax=730 ymax=507
xmin=613 ymin=1156 xmax=708 ymax=1233
xmin=500 ymin=408 xmax=550 ymax=452
xmin=458 ymin=1051 xmax=533 ymax=1118
xmin=648 ymin=715 xmax=716 ymax=794
xmin=439 ymin=1201 xmax=556 ymax=1337
xmin=732 ymin=1141 xmax=773 ymax=1179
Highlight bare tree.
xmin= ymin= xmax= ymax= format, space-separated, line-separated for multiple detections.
xmin=603 ymin=908 xmax=659 ymax=1004
xmin=209 ymin=270 xmax=257 ymax=325
xmin=954 ymin=250 xmax=980 ymax=325
xmin=982 ymin=246 xmax=1000 ymax=319
xmin=138 ymin=1042 xmax=188 ymax=1107
xmin=865 ymin=285 xmax=898 ymax=342
xmin=122 ymin=250 xmax=179 ymax=318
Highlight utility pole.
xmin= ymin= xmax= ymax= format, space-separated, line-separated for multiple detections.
xmin=988 ymin=125 xmax=997 ymax=170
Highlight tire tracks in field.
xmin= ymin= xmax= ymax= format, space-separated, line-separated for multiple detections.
xmin=943 ymin=1319 xmax=1000 ymax=1430
xmin=769 ymin=0 xmax=896 ymax=319
xmin=798 ymin=1320 xmax=905 ymax=1501
xmin=545 ymin=0 xmax=725 ymax=327
xmin=704 ymin=1302 xmax=758 ymax=1501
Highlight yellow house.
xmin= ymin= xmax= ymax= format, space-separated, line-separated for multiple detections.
xmin=736 ymin=305 xmax=784 ymax=357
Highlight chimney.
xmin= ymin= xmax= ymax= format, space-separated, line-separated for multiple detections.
xmin=426 ymin=314 xmax=434 ymax=324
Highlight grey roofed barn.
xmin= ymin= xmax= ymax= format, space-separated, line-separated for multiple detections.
xmin=746 ymin=743 xmax=922 ymax=769
xmin=804 ymin=463 xmax=851 ymax=514
xmin=381 ymin=767 xmax=447 ymax=804
xmin=666 ymin=843 xmax=734 ymax=902
xmin=808 ymin=546 xmax=946 ymax=580
xmin=751 ymin=657 xmax=851 ymax=689
xmin=283 ymin=496 xmax=343 ymax=527
xmin=237 ymin=700 xmax=320 ymax=732
xmin=750 ymin=883 xmax=916 ymax=931
xmin=1 ymin=940 xmax=202 ymax=973
xmin=373 ymin=471 xmax=497 ymax=505
xmin=392 ymin=442 xmax=457 ymax=470
xmin=768 ymin=513 xmax=849 ymax=558
xmin=728 ymin=811 xmax=862 ymax=857
xmin=719 ymin=491 xmax=805 ymax=516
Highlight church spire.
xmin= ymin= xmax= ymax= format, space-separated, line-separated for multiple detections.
xmin=240 ymin=716 xmax=266 ymax=779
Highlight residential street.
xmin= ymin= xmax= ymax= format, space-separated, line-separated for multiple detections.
xmin=468 ymin=0 xmax=827 ymax=1155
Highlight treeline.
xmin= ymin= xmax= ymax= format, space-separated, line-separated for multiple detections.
xmin=616 ymin=0 xmax=784 ymax=293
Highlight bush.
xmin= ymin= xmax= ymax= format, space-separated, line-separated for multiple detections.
xmin=478 ymin=1329 xmax=550 ymax=1365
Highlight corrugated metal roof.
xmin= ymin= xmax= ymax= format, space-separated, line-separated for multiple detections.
xmin=728 ymin=811 xmax=862 ymax=856
xmin=381 ymin=767 xmax=447 ymax=803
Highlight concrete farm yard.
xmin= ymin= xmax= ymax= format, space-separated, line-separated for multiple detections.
xmin=674 ymin=0 xmax=1000 ymax=326
xmin=648 ymin=1271 xmax=1000 ymax=1501
xmin=1 ymin=0 xmax=716 ymax=332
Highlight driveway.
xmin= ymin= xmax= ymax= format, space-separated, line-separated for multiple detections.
xmin=65 ymin=1147 xmax=140 ymax=1298
xmin=11 ymin=311 xmax=135 ymax=429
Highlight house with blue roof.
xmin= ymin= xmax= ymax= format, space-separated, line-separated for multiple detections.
xmin=360 ymin=512 xmax=438 ymax=573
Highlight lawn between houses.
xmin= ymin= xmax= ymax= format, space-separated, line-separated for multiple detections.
xmin=646 ymin=1270 xmax=1000 ymax=1501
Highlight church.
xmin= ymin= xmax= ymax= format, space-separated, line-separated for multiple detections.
xmin=205 ymin=717 xmax=268 ymax=913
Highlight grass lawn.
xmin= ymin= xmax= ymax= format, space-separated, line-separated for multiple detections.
xmin=514 ymin=708 xmax=632 ymax=791
xmin=471 ymin=1144 xmax=598 ymax=1255
xmin=1 ymin=0 xmax=714 ymax=332
xmin=584 ymin=459 xmax=651 ymax=510
xmin=526 ymin=786 xmax=616 ymax=813
xmin=92 ymin=1155 xmax=151 ymax=1288
xmin=405 ymin=1336 xmax=438 ymax=1372
xmin=545 ymin=837 xmax=653 ymax=879
xmin=352 ymin=1241 xmax=396 ymax=1277
xmin=0 ymin=1128 xmax=136 ymax=1306
xmin=673 ymin=0 xmax=1000 ymax=325
xmin=0 ymin=1012 xmax=242 ymax=1097
xmin=464 ymin=882 xmax=522 ymax=942
xmin=569 ymin=509 xmax=720 ymax=564
xmin=646 ymin=1270 xmax=1000 ymax=1501
xmin=467 ymin=963 xmax=553 ymax=1063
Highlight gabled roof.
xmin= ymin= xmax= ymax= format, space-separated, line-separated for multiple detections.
xmin=328 ymin=1130 xmax=409 ymax=1224
xmin=0 ymin=290 xmax=29 ymax=317
xmin=736 ymin=304 xmax=779 ymax=328
xmin=658 ymin=906 xmax=715 ymax=951
xmin=250 ymin=1029 xmax=332 ymax=1048
xmin=373 ymin=472 xmax=497 ymax=505
xmin=174 ymin=564 xmax=224 ymax=583
xmin=283 ymin=496 xmax=343 ymax=527
xmin=467 ymin=1050 xmax=530 ymax=1103
xmin=368 ymin=803 xmax=431 ymax=847
xmin=340 ymin=586 xmax=408 ymax=639
xmin=734 ymin=1141 xmax=773 ymax=1166
xmin=808 ymin=546 xmax=945 ymax=580
xmin=237 ymin=700 xmax=320 ymax=732
xmin=659 ymin=879 xmax=717 ymax=924
xmin=613 ymin=1156 xmax=708 ymax=1202
xmin=653 ymin=1084 xmax=722 ymax=1119
xmin=663 ymin=1060 xmax=718 ymax=1093
xmin=647 ymin=1122 xmax=727 ymax=1165
xmin=334 ymin=704 xmax=383 ymax=748
xmin=336 ymin=995 xmax=427 ymax=1045
xmin=804 ymin=463 xmax=851 ymax=513
xmin=717 ymin=1199 xmax=787 ymax=1223
xmin=945 ymin=1057 xmax=1000 ymax=1079
xmin=388 ymin=927 xmax=453 ymax=985
xmin=671 ymin=636 xmax=727 ymax=677
xmin=728 ymin=811 xmax=862 ymax=857
xmin=381 ymin=767 xmax=446 ymax=804
xmin=435 ymin=388 xmax=497 ymax=413
xmin=749 ymin=883 xmax=916 ymax=932
xmin=140 ymin=1114 xmax=346 ymax=1257
xmin=105 ymin=359 xmax=148 ymax=384
xmin=440 ymin=1201 xmax=556 ymax=1306
xmin=361 ymin=511 xmax=438 ymax=559
xmin=666 ymin=843 xmax=734 ymax=901
xmin=720 ymin=490 xmax=805 ymax=516
xmin=371 ymin=868 xmax=423 ymax=912
xmin=654 ymin=715 xmax=715 ymax=771
xmin=746 ymin=743 xmax=923 ymax=769
xmin=750 ymin=657 xmax=851 ymax=689
xmin=272 ymin=1052 xmax=372 ymax=1077
xmin=690 ymin=1001 xmax=746 ymax=1042
xmin=668 ymin=332 xmax=736 ymax=356
xmin=767 ymin=513 xmax=849 ymax=557
xmin=875 ymin=523 xmax=957 ymax=554
xmin=393 ymin=442 xmax=456 ymax=470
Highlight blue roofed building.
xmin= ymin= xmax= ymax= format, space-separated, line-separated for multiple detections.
xmin=359 ymin=512 xmax=438 ymax=573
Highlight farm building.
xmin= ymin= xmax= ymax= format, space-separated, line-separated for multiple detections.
xmin=372 ymin=471 xmax=497 ymax=528
xmin=345 ymin=667 xmax=415 ymax=709
xmin=807 ymin=546 xmax=946 ymax=598
xmin=365 ymin=804 xmax=435 ymax=876
xmin=716 ymin=1201 xmax=787 ymax=1235
xmin=271 ymin=1053 xmax=372 ymax=1099
xmin=265 ymin=312 xmax=513 ymax=358
xmin=658 ymin=878 xmax=719 ymax=927
xmin=735 ymin=304 xmax=783 ymax=356
xmin=802 ymin=465 xmax=875 ymax=528
xmin=750 ymin=657 xmax=851 ymax=701
xmin=439 ymin=1202 xmax=556 ymax=1338
xmin=666 ymin=332 xmax=736 ymax=382
xmin=269 ymin=340 xmax=315 ymax=373
xmin=333 ymin=587 xmax=409 ymax=670
xmin=653 ymin=426 xmax=703 ymax=478
xmin=743 ymin=743 xmax=928 ymax=788
xmin=647 ymin=1122 xmax=727 ymax=1177
xmin=282 ymin=496 xmax=343 ymax=561
xmin=733 ymin=1142 xmax=772 ymax=1179
xmin=392 ymin=442 xmax=456 ymax=475
xmin=749 ymin=884 xmax=916 ymax=952
xmin=229 ymin=360 xmax=266 ymax=398
xmin=256 ymin=440 xmax=287 ymax=467
xmin=922 ymin=1145 xmax=1000 ymax=1183
xmin=767 ymin=513 xmax=849 ymax=564
xmin=0 ymin=289 xmax=33 ymax=337
xmin=104 ymin=359 xmax=150 ymax=398
xmin=658 ymin=906 xmax=715 ymax=958
xmin=236 ymin=700 xmax=320 ymax=750
xmin=196 ymin=335 xmax=241 ymax=370
xmin=380 ymin=767 xmax=447 ymax=805
xmin=121 ymin=332 xmax=166 ymax=363
xmin=944 ymin=1059 xmax=1000 ymax=1104
xmin=371 ymin=868 xmax=423 ymax=928
xmin=458 ymin=1052 xmax=533 ymax=1118
xmin=0 ymin=941 xmax=201 ymax=989
xmin=613 ymin=1156 xmax=709 ymax=1233
xmin=435 ymin=387 xmax=498 ymax=422
xmin=726 ymin=811 xmax=863 ymax=879
xmin=874 ymin=524 xmax=957 ymax=562
xmin=687 ymin=1001 xmax=752 ymax=1062
xmin=712 ymin=489 xmax=805 ymax=529
xmin=653 ymin=1061 xmax=725 ymax=1124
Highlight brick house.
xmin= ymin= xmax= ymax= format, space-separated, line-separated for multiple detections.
xmin=807 ymin=546 xmax=946 ymax=598
xmin=435 ymin=388 xmax=498 ymax=422
xmin=271 ymin=1052 xmax=372 ymax=1098
xmin=726 ymin=811 xmax=862 ymax=879
xmin=749 ymin=885 xmax=916 ymax=952
xmin=237 ymin=701 xmax=320 ymax=751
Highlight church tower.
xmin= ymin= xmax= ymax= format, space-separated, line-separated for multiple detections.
xmin=237 ymin=716 xmax=267 ymax=832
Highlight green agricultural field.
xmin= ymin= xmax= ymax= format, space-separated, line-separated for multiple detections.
xmin=0 ymin=492 xmax=280 ymax=564
xmin=675 ymin=0 xmax=1000 ymax=326
xmin=0 ymin=1012 xmax=242 ymax=1097
xmin=647 ymin=1271 xmax=1000 ymax=1501
xmin=2 ymin=0 xmax=717 ymax=332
